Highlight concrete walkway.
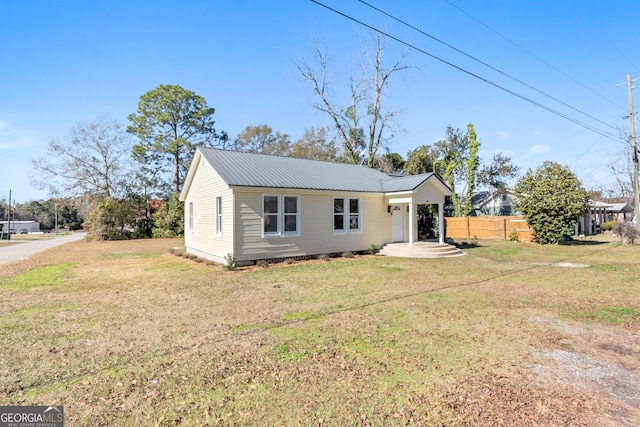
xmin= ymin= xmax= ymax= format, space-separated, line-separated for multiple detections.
xmin=0 ymin=233 xmax=87 ymax=265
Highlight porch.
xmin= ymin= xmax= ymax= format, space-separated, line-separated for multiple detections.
xmin=379 ymin=241 xmax=465 ymax=258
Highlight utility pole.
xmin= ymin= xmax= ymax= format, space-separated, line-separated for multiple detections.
xmin=626 ymin=74 xmax=640 ymax=231
xmin=7 ymin=189 xmax=11 ymax=241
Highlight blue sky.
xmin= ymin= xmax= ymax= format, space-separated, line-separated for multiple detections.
xmin=1 ymin=0 xmax=639 ymax=203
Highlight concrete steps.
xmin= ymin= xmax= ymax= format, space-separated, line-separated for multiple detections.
xmin=379 ymin=242 xmax=465 ymax=258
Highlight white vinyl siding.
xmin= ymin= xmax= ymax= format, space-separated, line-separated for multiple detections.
xmin=182 ymin=159 xmax=234 ymax=263
xmin=235 ymin=190 xmax=390 ymax=262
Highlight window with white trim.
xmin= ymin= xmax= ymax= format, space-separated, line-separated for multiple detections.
xmin=188 ymin=202 xmax=193 ymax=233
xmin=263 ymin=195 xmax=280 ymax=236
xmin=263 ymin=194 xmax=300 ymax=237
xmin=283 ymin=196 xmax=299 ymax=235
xmin=215 ymin=196 xmax=222 ymax=237
xmin=333 ymin=197 xmax=361 ymax=233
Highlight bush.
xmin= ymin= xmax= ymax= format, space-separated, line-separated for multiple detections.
xmin=507 ymin=228 xmax=519 ymax=242
xmin=601 ymin=221 xmax=615 ymax=232
xmin=341 ymin=251 xmax=354 ymax=258
xmin=152 ymin=194 xmax=184 ymax=238
xmin=612 ymin=220 xmax=638 ymax=245
xmin=369 ymin=241 xmax=379 ymax=255
xmin=256 ymin=259 xmax=269 ymax=268
xmin=317 ymin=254 xmax=331 ymax=261
xmin=224 ymin=253 xmax=236 ymax=270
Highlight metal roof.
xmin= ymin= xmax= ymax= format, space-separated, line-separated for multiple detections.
xmin=197 ymin=148 xmax=447 ymax=193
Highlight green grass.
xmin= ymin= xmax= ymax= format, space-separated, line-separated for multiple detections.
xmin=0 ymin=263 xmax=76 ymax=290
xmin=0 ymin=237 xmax=638 ymax=425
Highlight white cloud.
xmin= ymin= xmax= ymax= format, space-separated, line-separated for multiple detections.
xmin=528 ymin=144 xmax=551 ymax=155
xmin=498 ymin=131 xmax=509 ymax=141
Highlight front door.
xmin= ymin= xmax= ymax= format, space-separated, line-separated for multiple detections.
xmin=391 ymin=204 xmax=405 ymax=242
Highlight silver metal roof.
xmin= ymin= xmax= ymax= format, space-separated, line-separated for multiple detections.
xmin=198 ymin=148 xmax=446 ymax=193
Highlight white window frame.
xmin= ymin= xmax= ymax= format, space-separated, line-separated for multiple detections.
xmin=333 ymin=197 xmax=347 ymax=234
xmin=348 ymin=197 xmax=361 ymax=233
xmin=263 ymin=194 xmax=300 ymax=238
xmin=215 ymin=196 xmax=222 ymax=237
xmin=263 ymin=194 xmax=281 ymax=237
xmin=333 ymin=197 xmax=361 ymax=234
xmin=283 ymin=195 xmax=300 ymax=237
xmin=188 ymin=202 xmax=193 ymax=233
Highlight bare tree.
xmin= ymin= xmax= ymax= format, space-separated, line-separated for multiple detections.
xmin=297 ymin=34 xmax=411 ymax=167
xmin=30 ymin=117 xmax=134 ymax=199
xmin=605 ymin=146 xmax=634 ymax=201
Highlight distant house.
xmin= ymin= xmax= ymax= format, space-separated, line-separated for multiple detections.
xmin=445 ymin=190 xmax=515 ymax=216
xmin=179 ymin=148 xmax=452 ymax=265
xmin=575 ymin=200 xmax=612 ymax=236
xmin=605 ymin=202 xmax=633 ymax=222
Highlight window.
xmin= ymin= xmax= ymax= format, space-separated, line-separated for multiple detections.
xmin=333 ymin=198 xmax=345 ymax=232
xmin=188 ymin=202 xmax=193 ymax=232
xmin=334 ymin=197 xmax=361 ymax=233
xmin=283 ymin=196 xmax=299 ymax=235
xmin=216 ymin=197 xmax=222 ymax=237
xmin=349 ymin=198 xmax=361 ymax=232
xmin=263 ymin=195 xmax=280 ymax=235
xmin=263 ymin=195 xmax=300 ymax=237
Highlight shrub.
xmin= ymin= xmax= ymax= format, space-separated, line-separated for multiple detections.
xmin=224 ymin=253 xmax=236 ymax=270
xmin=369 ymin=241 xmax=379 ymax=255
xmin=601 ymin=221 xmax=615 ymax=232
xmin=283 ymin=258 xmax=296 ymax=265
xmin=317 ymin=254 xmax=331 ymax=261
xmin=612 ymin=220 xmax=638 ymax=245
xmin=256 ymin=259 xmax=269 ymax=268
xmin=507 ymin=228 xmax=519 ymax=242
xmin=341 ymin=251 xmax=354 ymax=258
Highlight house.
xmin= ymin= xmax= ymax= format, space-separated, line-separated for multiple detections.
xmin=179 ymin=148 xmax=452 ymax=265
xmin=575 ymin=200 xmax=612 ymax=236
xmin=605 ymin=202 xmax=633 ymax=222
xmin=445 ymin=190 xmax=515 ymax=216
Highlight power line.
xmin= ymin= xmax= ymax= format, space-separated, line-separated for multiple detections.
xmin=357 ymin=0 xmax=621 ymax=138
xmin=441 ymin=0 xmax=624 ymax=110
xmin=310 ymin=0 xmax=624 ymax=144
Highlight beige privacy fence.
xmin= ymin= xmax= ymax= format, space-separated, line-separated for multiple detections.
xmin=444 ymin=216 xmax=534 ymax=242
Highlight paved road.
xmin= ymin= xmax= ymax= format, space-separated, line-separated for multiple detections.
xmin=0 ymin=233 xmax=87 ymax=265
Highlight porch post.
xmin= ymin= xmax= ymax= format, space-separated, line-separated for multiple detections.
xmin=438 ymin=202 xmax=445 ymax=244
xmin=408 ymin=201 xmax=415 ymax=246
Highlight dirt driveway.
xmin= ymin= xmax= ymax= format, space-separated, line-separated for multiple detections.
xmin=531 ymin=316 xmax=640 ymax=426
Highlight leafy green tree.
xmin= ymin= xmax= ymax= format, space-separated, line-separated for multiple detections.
xmin=86 ymin=197 xmax=139 ymax=240
xmin=289 ymin=127 xmax=338 ymax=161
xmin=127 ymin=84 xmax=228 ymax=195
xmin=513 ymin=161 xmax=590 ymax=244
xmin=434 ymin=126 xmax=470 ymax=216
xmin=152 ymin=194 xmax=184 ymax=238
xmin=234 ymin=125 xmax=291 ymax=155
xmin=478 ymin=152 xmax=519 ymax=193
xmin=403 ymin=145 xmax=436 ymax=175
xmin=462 ymin=124 xmax=480 ymax=216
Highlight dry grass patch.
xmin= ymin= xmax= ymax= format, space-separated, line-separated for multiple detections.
xmin=0 ymin=237 xmax=638 ymax=425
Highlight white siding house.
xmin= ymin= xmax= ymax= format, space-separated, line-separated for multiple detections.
xmin=180 ymin=148 xmax=452 ymax=264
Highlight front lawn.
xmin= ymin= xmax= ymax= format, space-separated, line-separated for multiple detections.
xmin=1 ymin=238 xmax=638 ymax=425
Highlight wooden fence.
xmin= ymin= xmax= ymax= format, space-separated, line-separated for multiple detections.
xmin=444 ymin=216 xmax=534 ymax=242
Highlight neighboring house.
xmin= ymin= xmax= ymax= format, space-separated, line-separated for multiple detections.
xmin=575 ymin=200 xmax=612 ymax=236
xmin=605 ymin=202 xmax=633 ymax=222
xmin=179 ymin=148 xmax=452 ymax=265
xmin=0 ymin=220 xmax=40 ymax=233
xmin=445 ymin=190 xmax=515 ymax=216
